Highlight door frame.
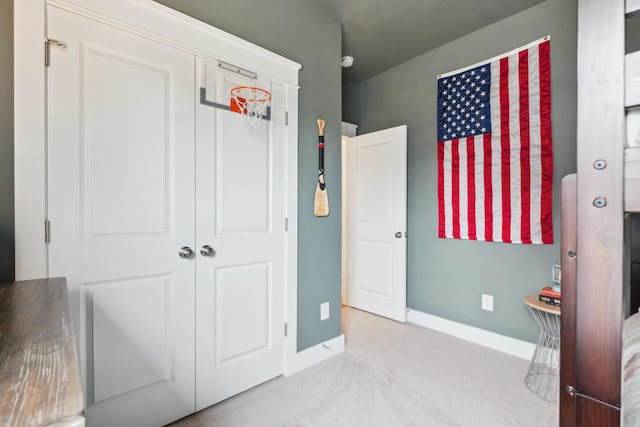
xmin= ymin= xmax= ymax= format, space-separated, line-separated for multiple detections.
xmin=14 ymin=0 xmax=301 ymax=379
xmin=340 ymin=121 xmax=358 ymax=306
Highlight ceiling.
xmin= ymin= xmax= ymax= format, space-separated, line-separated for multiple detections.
xmin=313 ymin=0 xmax=547 ymax=83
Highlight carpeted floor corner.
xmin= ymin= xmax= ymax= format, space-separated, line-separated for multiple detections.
xmin=169 ymin=307 xmax=557 ymax=426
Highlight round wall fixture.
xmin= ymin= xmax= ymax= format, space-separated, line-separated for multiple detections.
xmin=341 ymin=56 xmax=355 ymax=68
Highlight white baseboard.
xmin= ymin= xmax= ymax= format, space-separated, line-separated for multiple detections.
xmin=407 ymin=309 xmax=536 ymax=360
xmin=284 ymin=334 xmax=345 ymax=376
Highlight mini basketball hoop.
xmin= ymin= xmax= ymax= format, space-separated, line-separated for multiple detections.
xmin=230 ymin=86 xmax=271 ymax=128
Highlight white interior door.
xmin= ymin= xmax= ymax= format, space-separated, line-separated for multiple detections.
xmin=195 ymin=60 xmax=286 ymax=410
xmin=47 ymin=6 xmax=196 ymax=426
xmin=347 ymin=125 xmax=407 ymax=322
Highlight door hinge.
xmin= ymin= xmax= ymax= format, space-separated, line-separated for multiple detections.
xmin=284 ymin=323 xmax=288 ymax=337
xmin=45 ymin=219 xmax=51 ymax=243
xmin=284 ymin=217 xmax=289 ymax=231
xmin=45 ymin=39 xmax=67 ymax=67
xmin=285 ymin=111 xmax=289 ymax=126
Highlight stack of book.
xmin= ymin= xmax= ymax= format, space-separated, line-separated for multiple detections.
xmin=538 ymin=286 xmax=561 ymax=307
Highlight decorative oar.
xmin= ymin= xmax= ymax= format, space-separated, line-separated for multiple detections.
xmin=314 ymin=119 xmax=329 ymax=217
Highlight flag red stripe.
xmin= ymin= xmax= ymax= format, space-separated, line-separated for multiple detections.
xmin=499 ymin=57 xmax=511 ymax=243
xmin=539 ymin=40 xmax=554 ymax=244
xmin=438 ymin=142 xmax=445 ymax=238
xmin=466 ymin=137 xmax=477 ymax=240
xmin=519 ymin=50 xmax=532 ymax=244
xmin=483 ymin=133 xmax=493 ymax=241
xmin=451 ymin=139 xmax=460 ymax=239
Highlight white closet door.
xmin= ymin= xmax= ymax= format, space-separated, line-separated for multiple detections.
xmin=47 ymin=7 xmax=196 ymax=427
xmin=195 ymin=60 xmax=286 ymax=410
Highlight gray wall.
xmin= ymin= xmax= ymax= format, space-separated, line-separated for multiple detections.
xmin=627 ymin=13 xmax=640 ymax=54
xmin=0 ymin=0 xmax=14 ymax=282
xmin=345 ymin=0 xmax=577 ymax=343
xmin=154 ymin=0 xmax=343 ymax=350
xmin=342 ymin=80 xmax=359 ymax=125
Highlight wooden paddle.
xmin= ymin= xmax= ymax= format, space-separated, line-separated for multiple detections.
xmin=314 ymin=119 xmax=329 ymax=217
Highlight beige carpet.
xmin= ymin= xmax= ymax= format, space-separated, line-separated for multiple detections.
xmin=169 ymin=307 xmax=557 ymax=426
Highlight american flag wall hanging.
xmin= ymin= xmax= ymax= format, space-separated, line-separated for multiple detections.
xmin=437 ymin=37 xmax=553 ymax=244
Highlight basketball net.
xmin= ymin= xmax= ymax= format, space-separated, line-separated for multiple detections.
xmin=230 ymin=86 xmax=271 ymax=128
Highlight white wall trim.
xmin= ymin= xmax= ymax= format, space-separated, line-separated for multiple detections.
xmin=284 ymin=84 xmax=300 ymax=377
xmin=284 ymin=334 xmax=345 ymax=376
xmin=48 ymin=0 xmax=301 ymax=85
xmin=341 ymin=121 xmax=358 ymax=137
xmin=407 ymin=309 xmax=536 ymax=360
xmin=14 ymin=0 xmax=48 ymax=280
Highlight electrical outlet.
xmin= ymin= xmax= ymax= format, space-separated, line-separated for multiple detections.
xmin=482 ymin=294 xmax=494 ymax=312
xmin=320 ymin=302 xmax=330 ymax=320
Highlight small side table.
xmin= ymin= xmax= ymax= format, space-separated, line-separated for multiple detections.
xmin=523 ymin=294 xmax=560 ymax=403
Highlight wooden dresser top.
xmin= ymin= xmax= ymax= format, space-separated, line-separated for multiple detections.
xmin=0 ymin=277 xmax=84 ymax=426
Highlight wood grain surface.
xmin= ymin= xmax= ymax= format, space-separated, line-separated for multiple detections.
xmin=560 ymin=174 xmax=577 ymax=427
xmin=0 ymin=277 xmax=84 ymax=426
xmin=575 ymin=0 xmax=624 ymax=414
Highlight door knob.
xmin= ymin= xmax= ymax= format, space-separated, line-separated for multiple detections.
xmin=395 ymin=232 xmax=403 ymax=238
xmin=178 ymin=246 xmax=194 ymax=259
xmin=200 ymin=245 xmax=216 ymax=257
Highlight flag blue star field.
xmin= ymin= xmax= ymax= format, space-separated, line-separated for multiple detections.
xmin=437 ymin=65 xmax=491 ymax=142
xmin=437 ymin=38 xmax=553 ymax=244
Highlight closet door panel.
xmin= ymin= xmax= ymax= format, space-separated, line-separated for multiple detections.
xmin=47 ymin=6 xmax=196 ymax=426
xmin=195 ymin=60 xmax=286 ymax=410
